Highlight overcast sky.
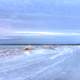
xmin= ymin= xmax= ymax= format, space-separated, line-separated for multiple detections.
xmin=0 ymin=0 xmax=80 ymax=38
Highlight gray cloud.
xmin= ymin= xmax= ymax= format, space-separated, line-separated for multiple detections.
xmin=0 ymin=0 xmax=80 ymax=33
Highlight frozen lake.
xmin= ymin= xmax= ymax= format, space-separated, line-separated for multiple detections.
xmin=0 ymin=45 xmax=80 ymax=80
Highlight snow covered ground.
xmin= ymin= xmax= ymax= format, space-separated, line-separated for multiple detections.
xmin=0 ymin=45 xmax=80 ymax=80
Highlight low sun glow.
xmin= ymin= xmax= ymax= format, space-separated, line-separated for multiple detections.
xmin=14 ymin=31 xmax=80 ymax=36
xmin=1 ymin=31 xmax=80 ymax=36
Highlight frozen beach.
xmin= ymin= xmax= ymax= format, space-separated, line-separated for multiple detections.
xmin=0 ymin=45 xmax=80 ymax=80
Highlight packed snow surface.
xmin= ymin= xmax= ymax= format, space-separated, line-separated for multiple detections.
xmin=0 ymin=45 xmax=80 ymax=80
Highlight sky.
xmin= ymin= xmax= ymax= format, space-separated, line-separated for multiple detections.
xmin=0 ymin=0 xmax=80 ymax=44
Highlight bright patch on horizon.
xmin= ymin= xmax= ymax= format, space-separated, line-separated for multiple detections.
xmin=15 ymin=31 xmax=80 ymax=36
xmin=0 ymin=31 xmax=80 ymax=37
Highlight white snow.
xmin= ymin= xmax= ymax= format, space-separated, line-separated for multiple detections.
xmin=0 ymin=45 xmax=79 ymax=80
